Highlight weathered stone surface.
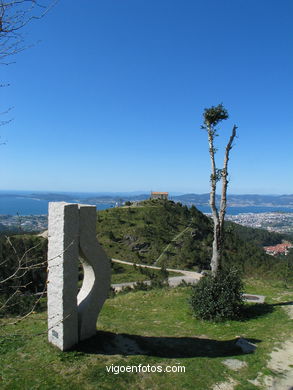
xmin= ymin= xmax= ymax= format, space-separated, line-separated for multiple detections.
xmin=47 ymin=202 xmax=111 ymax=351
xmin=77 ymin=205 xmax=111 ymax=341
xmin=131 ymin=242 xmax=150 ymax=252
xmin=222 ymin=359 xmax=248 ymax=371
xmin=242 ymin=294 xmax=265 ymax=303
xmin=47 ymin=202 xmax=79 ymax=351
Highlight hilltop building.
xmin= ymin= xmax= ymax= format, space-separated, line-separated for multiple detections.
xmin=150 ymin=191 xmax=169 ymax=200
xmin=263 ymin=241 xmax=293 ymax=256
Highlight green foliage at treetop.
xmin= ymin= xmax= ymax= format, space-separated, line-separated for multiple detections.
xmin=202 ymin=103 xmax=229 ymax=128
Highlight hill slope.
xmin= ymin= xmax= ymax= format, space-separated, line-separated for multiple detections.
xmin=96 ymin=199 xmax=290 ymax=277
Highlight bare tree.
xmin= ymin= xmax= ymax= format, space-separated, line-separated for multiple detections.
xmin=0 ymin=0 xmax=57 ymax=124
xmin=0 ymin=1 xmax=57 ymax=322
xmin=201 ymin=104 xmax=237 ymax=277
xmin=0 ymin=233 xmax=78 ymax=325
xmin=0 ymin=0 xmax=57 ymax=64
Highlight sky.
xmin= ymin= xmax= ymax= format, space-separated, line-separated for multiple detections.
xmin=0 ymin=0 xmax=292 ymax=194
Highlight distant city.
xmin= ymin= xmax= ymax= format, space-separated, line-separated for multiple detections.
xmin=225 ymin=212 xmax=293 ymax=234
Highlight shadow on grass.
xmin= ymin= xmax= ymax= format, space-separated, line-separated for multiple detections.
xmin=272 ymin=301 xmax=293 ymax=307
xmin=241 ymin=303 xmax=274 ymax=321
xmin=76 ymin=331 xmax=261 ymax=358
xmin=241 ymin=300 xmax=293 ymax=321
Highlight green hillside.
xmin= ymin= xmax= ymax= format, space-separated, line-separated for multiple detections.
xmin=96 ymin=199 xmax=291 ymax=279
xmin=96 ymin=199 xmax=211 ymax=269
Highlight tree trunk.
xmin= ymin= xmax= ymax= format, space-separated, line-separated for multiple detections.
xmin=210 ymin=220 xmax=222 ymax=276
xmin=208 ymin=125 xmax=237 ymax=278
xmin=208 ymin=129 xmax=220 ymax=277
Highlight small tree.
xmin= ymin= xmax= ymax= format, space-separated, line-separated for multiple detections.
xmin=0 ymin=0 xmax=56 ymax=322
xmin=201 ymin=104 xmax=237 ymax=277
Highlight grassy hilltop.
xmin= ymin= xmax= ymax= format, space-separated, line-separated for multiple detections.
xmin=96 ymin=199 xmax=291 ymax=279
xmin=96 ymin=199 xmax=211 ymax=269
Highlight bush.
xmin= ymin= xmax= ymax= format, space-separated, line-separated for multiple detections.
xmin=133 ymin=281 xmax=150 ymax=291
xmin=190 ymin=268 xmax=244 ymax=321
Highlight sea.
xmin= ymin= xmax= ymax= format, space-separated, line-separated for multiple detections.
xmin=0 ymin=196 xmax=113 ymax=215
xmin=0 ymin=195 xmax=293 ymax=216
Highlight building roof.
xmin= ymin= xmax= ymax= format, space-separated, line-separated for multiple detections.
xmin=264 ymin=242 xmax=292 ymax=254
xmin=151 ymin=192 xmax=169 ymax=195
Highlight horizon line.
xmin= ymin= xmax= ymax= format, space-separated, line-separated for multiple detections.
xmin=0 ymin=190 xmax=292 ymax=196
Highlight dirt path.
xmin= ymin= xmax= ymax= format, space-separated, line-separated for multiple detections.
xmin=111 ymin=258 xmax=202 ymax=279
xmin=264 ymin=303 xmax=293 ymax=390
xmin=246 ymin=302 xmax=293 ymax=390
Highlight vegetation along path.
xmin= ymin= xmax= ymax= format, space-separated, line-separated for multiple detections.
xmin=111 ymin=258 xmax=202 ymax=291
xmin=111 ymin=259 xmax=266 ymax=305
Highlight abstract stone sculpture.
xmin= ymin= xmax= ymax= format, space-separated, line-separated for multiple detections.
xmin=47 ymin=202 xmax=111 ymax=351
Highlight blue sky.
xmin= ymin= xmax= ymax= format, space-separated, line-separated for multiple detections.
xmin=1 ymin=0 xmax=292 ymax=194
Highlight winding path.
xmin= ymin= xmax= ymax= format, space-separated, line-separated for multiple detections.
xmin=111 ymin=258 xmax=266 ymax=305
xmin=111 ymin=258 xmax=202 ymax=291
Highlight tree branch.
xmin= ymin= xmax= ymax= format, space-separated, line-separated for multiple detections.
xmin=219 ymin=125 xmax=237 ymax=227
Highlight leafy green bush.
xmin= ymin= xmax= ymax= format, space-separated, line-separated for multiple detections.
xmin=190 ymin=268 xmax=244 ymax=321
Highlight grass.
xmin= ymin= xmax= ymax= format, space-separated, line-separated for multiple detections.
xmin=1 ymin=279 xmax=293 ymax=390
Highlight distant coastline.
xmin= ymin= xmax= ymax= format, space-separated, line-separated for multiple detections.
xmin=0 ymin=196 xmax=113 ymax=216
xmin=0 ymin=191 xmax=292 ymax=216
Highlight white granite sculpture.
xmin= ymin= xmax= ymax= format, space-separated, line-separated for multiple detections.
xmin=47 ymin=202 xmax=111 ymax=351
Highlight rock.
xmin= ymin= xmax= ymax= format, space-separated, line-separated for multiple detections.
xmin=242 ymin=294 xmax=265 ymax=303
xmin=235 ymin=338 xmax=257 ymax=353
xmin=131 ymin=242 xmax=150 ymax=252
xmin=212 ymin=378 xmax=238 ymax=390
xmin=123 ymin=234 xmax=136 ymax=243
xmin=223 ymin=359 xmax=248 ymax=371
xmin=190 ymin=230 xmax=198 ymax=238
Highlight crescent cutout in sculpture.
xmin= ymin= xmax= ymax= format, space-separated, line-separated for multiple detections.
xmin=77 ymin=205 xmax=111 ymax=341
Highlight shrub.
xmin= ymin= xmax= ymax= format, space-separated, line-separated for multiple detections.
xmin=133 ymin=281 xmax=150 ymax=291
xmin=190 ymin=268 xmax=244 ymax=321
